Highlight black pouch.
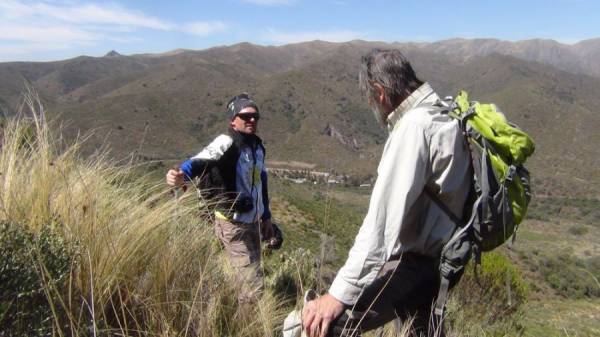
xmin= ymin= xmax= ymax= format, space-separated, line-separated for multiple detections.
xmin=234 ymin=193 xmax=254 ymax=213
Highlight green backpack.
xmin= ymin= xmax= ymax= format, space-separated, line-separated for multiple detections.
xmin=427 ymin=91 xmax=535 ymax=320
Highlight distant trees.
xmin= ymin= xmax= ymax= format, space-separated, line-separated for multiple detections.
xmin=268 ymin=168 xmax=373 ymax=187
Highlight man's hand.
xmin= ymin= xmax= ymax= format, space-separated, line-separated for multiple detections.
xmin=166 ymin=168 xmax=185 ymax=188
xmin=302 ymin=293 xmax=345 ymax=337
xmin=261 ymin=218 xmax=274 ymax=240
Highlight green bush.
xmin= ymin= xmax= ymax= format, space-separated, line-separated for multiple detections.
xmin=447 ymin=251 xmax=528 ymax=336
xmin=568 ymin=224 xmax=589 ymax=236
xmin=265 ymin=248 xmax=317 ymax=303
xmin=527 ymin=197 xmax=600 ymax=226
xmin=531 ymin=251 xmax=600 ymax=298
xmin=0 ymin=222 xmax=74 ymax=336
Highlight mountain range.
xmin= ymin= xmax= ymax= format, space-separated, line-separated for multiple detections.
xmin=0 ymin=38 xmax=598 ymax=197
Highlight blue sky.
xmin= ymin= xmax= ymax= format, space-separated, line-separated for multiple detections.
xmin=1 ymin=0 xmax=599 ymax=62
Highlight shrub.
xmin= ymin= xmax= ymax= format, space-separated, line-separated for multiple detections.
xmin=568 ymin=224 xmax=589 ymax=236
xmin=265 ymin=248 xmax=317 ymax=303
xmin=0 ymin=222 xmax=73 ymax=336
xmin=446 ymin=251 xmax=528 ymax=336
xmin=532 ymin=251 xmax=600 ymax=298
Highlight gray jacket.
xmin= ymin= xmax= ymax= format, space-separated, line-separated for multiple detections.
xmin=329 ymin=83 xmax=471 ymax=305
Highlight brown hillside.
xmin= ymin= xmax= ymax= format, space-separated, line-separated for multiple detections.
xmin=0 ymin=40 xmax=598 ymax=197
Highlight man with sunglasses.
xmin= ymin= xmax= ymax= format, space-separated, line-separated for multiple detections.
xmin=165 ymin=93 xmax=274 ymax=302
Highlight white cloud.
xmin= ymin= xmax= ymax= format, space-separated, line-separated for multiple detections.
xmin=262 ymin=28 xmax=366 ymax=44
xmin=181 ymin=21 xmax=229 ymax=36
xmin=0 ymin=24 xmax=100 ymax=43
xmin=0 ymin=0 xmax=232 ymax=60
xmin=0 ymin=0 xmax=172 ymax=30
xmin=241 ymin=0 xmax=296 ymax=6
xmin=45 ymin=3 xmax=173 ymax=30
xmin=0 ymin=42 xmax=74 ymax=61
xmin=0 ymin=42 xmax=72 ymax=54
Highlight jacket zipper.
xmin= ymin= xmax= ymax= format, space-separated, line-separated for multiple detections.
xmin=250 ymin=143 xmax=259 ymax=223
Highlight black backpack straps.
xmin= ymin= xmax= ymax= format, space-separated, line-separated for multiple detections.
xmin=424 ymin=186 xmax=463 ymax=227
xmin=434 ymin=270 xmax=451 ymax=327
xmin=425 ymin=185 xmax=475 ymax=331
xmin=258 ymin=138 xmax=266 ymax=156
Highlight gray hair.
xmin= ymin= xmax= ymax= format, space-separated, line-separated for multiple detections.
xmin=358 ymin=49 xmax=423 ymax=106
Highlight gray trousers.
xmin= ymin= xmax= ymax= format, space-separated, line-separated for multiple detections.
xmin=329 ymin=253 xmax=443 ymax=337
xmin=214 ymin=218 xmax=263 ymax=302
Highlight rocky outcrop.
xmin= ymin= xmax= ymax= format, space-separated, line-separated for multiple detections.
xmin=104 ymin=50 xmax=122 ymax=58
xmin=323 ymin=123 xmax=360 ymax=151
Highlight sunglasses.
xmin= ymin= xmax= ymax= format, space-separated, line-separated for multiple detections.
xmin=236 ymin=112 xmax=260 ymax=121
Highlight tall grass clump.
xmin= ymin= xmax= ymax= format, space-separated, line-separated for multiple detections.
xmin=0 ymin=91 xmax=284 ymax=336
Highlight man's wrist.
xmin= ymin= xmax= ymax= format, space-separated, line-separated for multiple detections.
xmin=328 ymin=276 xmax=361 ymax=306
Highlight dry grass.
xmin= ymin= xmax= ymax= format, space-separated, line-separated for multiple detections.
xmin=0 ymin=90 xmax=285 ymax=336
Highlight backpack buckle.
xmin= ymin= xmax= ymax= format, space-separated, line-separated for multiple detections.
xmin=505 ymin=165 xmax=517 ymax=182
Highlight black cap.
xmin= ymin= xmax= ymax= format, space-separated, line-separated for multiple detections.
xmin=227 ymin=93 xmax=259 ymax=119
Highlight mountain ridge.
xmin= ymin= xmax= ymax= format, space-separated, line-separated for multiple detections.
xmin=1 ymin=39 xmax=598 ymax=197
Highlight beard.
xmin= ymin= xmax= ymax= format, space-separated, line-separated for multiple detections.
xmin=370 ymin=101 xmax=388 ymax=129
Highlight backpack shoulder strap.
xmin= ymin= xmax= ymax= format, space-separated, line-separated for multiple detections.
xmin=424 ymin=186 xmax=463 ymax=227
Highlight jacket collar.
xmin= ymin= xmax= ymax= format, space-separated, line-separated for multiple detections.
xmin=228 ymin=128 xmax=261 ymax=148
xmin=386 ymin=82 xmax=436 ymax=131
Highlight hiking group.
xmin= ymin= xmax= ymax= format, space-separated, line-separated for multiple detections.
xmin=165 ymin=48 xmax=534 ymax=337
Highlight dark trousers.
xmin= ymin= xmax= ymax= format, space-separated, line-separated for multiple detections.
xmin=329 ymin=253 xmax=443 ymax=337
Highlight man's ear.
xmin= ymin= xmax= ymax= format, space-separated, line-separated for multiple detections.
xmin=373 ymin=82 xmax=386 ymax=105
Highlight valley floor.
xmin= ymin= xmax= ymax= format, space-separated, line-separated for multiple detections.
xmin=268 ymin=177 xmax=600 ymax=337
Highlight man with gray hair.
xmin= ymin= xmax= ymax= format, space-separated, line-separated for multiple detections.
xmin=301 ymin=49 xmax=471 ymax=336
